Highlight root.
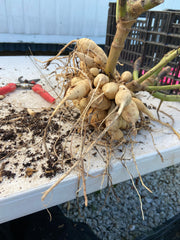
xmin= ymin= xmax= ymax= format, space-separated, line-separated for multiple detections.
xmin=131 ymin=140 xmax=152 ymax=193
xmin=41 ymin=160 xmax=80 ymax=201
xmin=79 ymin=116 xmax=88 ymax=206
xmin=80 ymin=157 xmax=88 ymax=207
xmin=121 ymin=161 xmax=144 ymax=220
xmin=37 ymin=40 xmax=77 ymax=66
xmin=148 ymin=130 xmax=164 ymax=162
xmin=167 ymin=105 xmax=180 ymax=112
xmin=156 ymin=100 xmax=163 ymax=119
xmin=156 ymin=119 xmax=180 ymax=139
xmin=159 ymin=110 xmax=175 ymax=126
xmin=98 ymin=105 xmax=119 ymax=130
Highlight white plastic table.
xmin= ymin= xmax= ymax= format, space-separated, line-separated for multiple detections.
xmin=0 ymin=56 xmax=180 ymax=224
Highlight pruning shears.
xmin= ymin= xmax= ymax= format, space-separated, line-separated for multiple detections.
xmin=0 ymin=76 xmax=55 ymax=103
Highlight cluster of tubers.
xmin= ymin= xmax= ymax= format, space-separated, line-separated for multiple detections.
xmin=46 ymin=38 xmax=158 ymax=142
xmin=41 ymin=37 xmax=180 ymax=206
xmin=41 ymin=0 xmax=180 ymax=207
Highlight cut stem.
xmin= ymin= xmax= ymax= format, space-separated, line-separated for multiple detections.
xmin=133 ymin=57 xmax=142 ymax=80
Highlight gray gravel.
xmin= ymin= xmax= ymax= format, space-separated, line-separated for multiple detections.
xmin=59 ymin=163 xmax=180 ymax=240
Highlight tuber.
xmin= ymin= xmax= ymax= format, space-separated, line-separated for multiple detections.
xmin=121 ymin=71 xmax=133 ymax=83
xmin=93 ymin=73 xmax=109 ymax=88
xmin=102 ymin=82 xmax=119 ymax=100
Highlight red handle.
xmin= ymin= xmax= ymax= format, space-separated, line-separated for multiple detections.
xmin=0 ymin=83 xmax=16 ymax=95
xmin=32 ymin=84 xmax=56 ymax=103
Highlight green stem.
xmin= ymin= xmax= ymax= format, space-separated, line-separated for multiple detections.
xmin=137 ymin=48 xmax=180 ymax=84
xmin=133 ymin=71 xmax=139 ymax=81
xmin=133 ymin=57 xmax=142 ymax=80
xmin=126 ymin=68 xmax=161 ymax=92
xmin=152 ymin=92 xmax=180 ymax=101
xmin=116 ymin=0 xmax=120 ymax=22
xmin=140 ymin=68 xmax=162 ymax=88
xmin=147 ymin=84 xmax=180 ymax=92
xmin=119 ymin=0 xmax=127 ymax=18
xmin=116 ymin=0 xmax=127 ymax=21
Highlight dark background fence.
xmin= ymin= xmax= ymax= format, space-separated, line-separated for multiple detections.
xmin=105 ymin=3 xmax=180 ymax=94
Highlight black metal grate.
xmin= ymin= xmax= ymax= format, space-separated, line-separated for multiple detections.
xmin=105 ymin=3 xmax=180 ymax=94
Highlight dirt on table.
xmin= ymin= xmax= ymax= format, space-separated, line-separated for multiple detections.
xmin=0 ymin=101 xmax=83 ymax=183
